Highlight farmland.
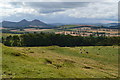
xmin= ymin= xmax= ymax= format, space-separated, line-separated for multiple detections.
xmin=55 ymin=25 xmax=119 ymax=37
xmin=1 ymin=24 xmax=119 ymax=37
xmin=2 ymin=43 xmax=119 ymax=78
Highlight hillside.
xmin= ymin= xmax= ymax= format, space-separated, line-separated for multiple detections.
xmin=2 ymin=44 xmax=119 ymax=78
xmin=1 ymin=19 xmax=52 ymax=28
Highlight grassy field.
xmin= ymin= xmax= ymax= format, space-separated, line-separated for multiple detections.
xmin=2 ymin=44 xmax=119 ymax=78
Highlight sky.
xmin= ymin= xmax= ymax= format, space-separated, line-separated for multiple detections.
xmin=0 ymin=0 xmax=119 ymax=24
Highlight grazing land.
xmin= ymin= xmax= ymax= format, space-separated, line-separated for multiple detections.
xmin=2 ymin=43 xmax=119 ymax=78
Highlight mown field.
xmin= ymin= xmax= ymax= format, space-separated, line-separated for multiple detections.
xmin=1 ymin=44 xmax=119 ymax=78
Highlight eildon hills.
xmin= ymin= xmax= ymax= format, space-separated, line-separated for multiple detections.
xmin=1 ymin=19 xmax=54 ymax=28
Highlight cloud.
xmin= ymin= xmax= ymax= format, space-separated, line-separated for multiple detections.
xmin=2 ymin=0 xmax=120 ymax=2
xmin=24 ymin=2 xmax=89 ymax=8
xmin=0 ymin=1 xmax=118 ymax=23
xmin=8 ymin=2 xmax=89 ymax=14
xmin=68 ymin=3 xmax=118 ymax=19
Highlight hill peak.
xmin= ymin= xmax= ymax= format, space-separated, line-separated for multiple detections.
xmin=32 ymin=19 xmax=41 ymax=22
xmin=20 ymin=19 xmax=28 ymax=22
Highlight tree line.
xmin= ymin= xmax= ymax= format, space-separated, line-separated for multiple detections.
xmin=2 ymin=32 xmax=120 ymax=47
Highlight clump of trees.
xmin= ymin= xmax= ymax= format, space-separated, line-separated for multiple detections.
xmin=2 ymin=32 xmax=120 ymax=47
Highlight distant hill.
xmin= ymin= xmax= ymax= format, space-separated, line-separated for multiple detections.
xmin=49 ymin=23 xmax=66 ymax=26
xmin=1 ymin=19 xmax=53 ymax=28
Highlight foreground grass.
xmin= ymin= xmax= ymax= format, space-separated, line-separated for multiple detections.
xmin=2 ymin=44 xmax=119 ymax=78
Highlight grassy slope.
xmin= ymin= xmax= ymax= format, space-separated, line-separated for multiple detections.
xmin=2 ymin=44 xmax=119 ymax=78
